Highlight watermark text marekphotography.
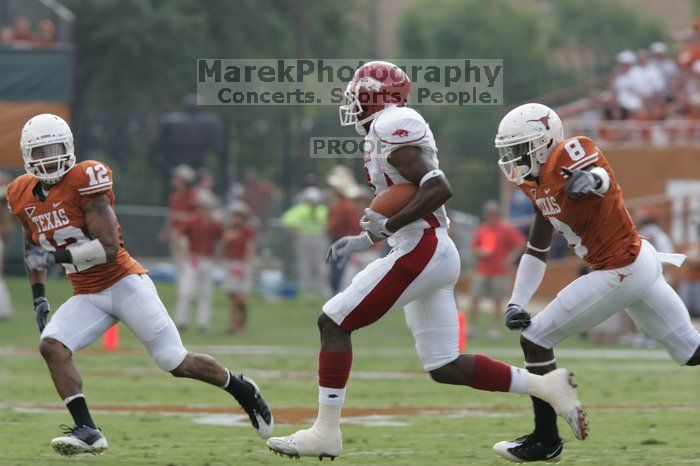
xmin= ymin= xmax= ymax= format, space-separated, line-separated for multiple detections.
xmin=197 ymin=59 xmax=502 ymax=106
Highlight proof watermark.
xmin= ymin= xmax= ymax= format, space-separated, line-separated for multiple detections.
xmin=310 ymin=137 xmax=395 ymax=159
xmin=197 ymin=59 xmax=502 ymax=106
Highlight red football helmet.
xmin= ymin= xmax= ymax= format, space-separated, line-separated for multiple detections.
xmin=339 ymin=60 xmax=411 ymax=135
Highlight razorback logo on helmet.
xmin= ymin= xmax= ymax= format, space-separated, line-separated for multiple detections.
xmin=358 ymin=76 xmax=383 ymax=92
xmin=339 ymin=61 xmax=411 ymax=136
xmin=391 ymin=129 xmax=409 ymax=137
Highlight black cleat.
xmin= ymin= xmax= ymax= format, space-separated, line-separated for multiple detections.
xmin=234 ymin=375 xmax=274 ymax=438
xmin=51 ymin=424 xmax=108 ymax=456
xmin=493 ymin=434 xmax=563 ymax=463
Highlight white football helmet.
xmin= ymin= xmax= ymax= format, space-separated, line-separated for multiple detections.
xmin=20 ymin=114 xmax=76 ymax=185
xmin=494 ymin=103 xmax=564 ymax=185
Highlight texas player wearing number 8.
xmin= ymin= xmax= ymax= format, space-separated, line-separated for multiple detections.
xmin=493 ymin=103 xmax=700 ymax=463
xmin=7 ymin=114 xmax=273 ymax=456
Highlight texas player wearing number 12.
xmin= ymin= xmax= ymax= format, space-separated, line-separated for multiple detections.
xmin=7 ymin=114 xmax=273 ymax=456
xmin=493 ymin=103 xmax=700 ymax=463
xmin=266 ymin=61 xmax=587 ymax=461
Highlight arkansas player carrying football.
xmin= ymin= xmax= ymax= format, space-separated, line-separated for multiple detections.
xmin=493 ymin=103 xmax=700 ymax=463
xmin=9 ymin=114 xmax=273 ymax=456
xmin=266 ymin=62 xmax=587 ymax=461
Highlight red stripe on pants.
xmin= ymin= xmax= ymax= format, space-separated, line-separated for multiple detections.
xmin=423 ymin=213 xmax=440 ymax=228
xmin=340 ymin=229 xmax=437 ymax=331
xmin=384 ymin=172 xmax=394 ymax=186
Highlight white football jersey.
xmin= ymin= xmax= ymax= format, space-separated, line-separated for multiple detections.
xmin=363 ymin=105 xmax=449 ymax=232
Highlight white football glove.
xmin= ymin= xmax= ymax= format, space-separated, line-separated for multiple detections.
xmin=562 ymin=167 xmax=601 ymax=199
xmin=360 ymin=208 xmax=393 ymax=238
xmin=24 ymin=245 xmax=56 ymax=271
xmin=326 ymin=232 xmax=374 ymax=268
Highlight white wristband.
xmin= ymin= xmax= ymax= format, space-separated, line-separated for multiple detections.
xmin=590 ymin=166 xmax=610 ymax=195
xmin=357 ymin=231 xmax=375 ymax=248
xmin=526 ymin=242 xmax=550 ymax=253
xmin=419 ymin=169 xmax=445 ymax=186
xmin=69 ymin=239 xmax=108 ymax=266
xmin=509 ymin=253 xmax=547 ymax=308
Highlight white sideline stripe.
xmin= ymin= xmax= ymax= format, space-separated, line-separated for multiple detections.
xmin=77 ymin=367 xmax=429 ymax=380
xmin=4 ymin=403 xmax=696 ymax=416
xmin=189 ymin=345 xmax=674 ymax=361
xmin=0 ymin=345 xmax=674 ymax=361
xmin=0 ymin=364 xmax=676 ymax=384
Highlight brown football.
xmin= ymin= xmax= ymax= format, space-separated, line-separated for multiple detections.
xmin=369 ymin=183 xmax=419 ymax=217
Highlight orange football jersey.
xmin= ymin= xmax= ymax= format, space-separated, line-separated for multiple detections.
xmin=7 ymin=160 xmax=147 ymax=294
xmin=519 ymin=136 xmax=641 ymax=270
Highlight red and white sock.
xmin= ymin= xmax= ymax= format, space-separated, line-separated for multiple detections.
xmin=470 ymin=354 xmax=545 ymax=396
xmin=312 ymin=352 xmax=352 ymax=432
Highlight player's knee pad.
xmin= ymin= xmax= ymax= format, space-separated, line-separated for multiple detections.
xmin=151 ymin=344 xmax=187 ymax=372
xmin=145 ymin=328 xmax=188 ymax=372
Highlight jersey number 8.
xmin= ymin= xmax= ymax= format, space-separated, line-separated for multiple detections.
xmin=564 ymin=138 xmax=586 ymax=162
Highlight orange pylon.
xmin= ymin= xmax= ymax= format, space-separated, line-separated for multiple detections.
xmin=103 ymin=323 xmax=120 ymax=352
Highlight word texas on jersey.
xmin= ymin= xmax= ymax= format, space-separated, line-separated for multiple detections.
xmin=7 ymin=160 xmax=146 ymax=294
xmin=520 ymin=136 xmax=641 ymax=270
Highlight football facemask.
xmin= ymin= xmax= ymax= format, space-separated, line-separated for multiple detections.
xmin=26 ymin=143 xmax=75 ymax=185
xmin=497 ymin=139 xmax=546 ymax=185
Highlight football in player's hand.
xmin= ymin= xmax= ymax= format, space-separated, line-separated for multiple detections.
xmin=369 ymin=183 xmax=418 ymax=217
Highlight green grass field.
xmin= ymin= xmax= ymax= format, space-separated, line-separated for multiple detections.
xmin=0 ymin=276 xmax=699 ymax=466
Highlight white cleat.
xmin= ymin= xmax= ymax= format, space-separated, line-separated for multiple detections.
xmin=541 ymin=368 xmax=589 ymax=440
xmin=51 ymin=425 xmax=108 ymax=456
xmin=267 ymin=428 xmax=342 ymax=460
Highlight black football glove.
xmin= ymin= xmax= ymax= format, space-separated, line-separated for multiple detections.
xmin=504 ymin=303 xmax=531 ymax=330
xmin=562 ymin=167 xmax=601 ymax=199
xmin=34 ymin=297 xmax=50 ymax=333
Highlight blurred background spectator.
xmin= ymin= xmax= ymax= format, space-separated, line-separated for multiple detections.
xmin=7 ymin=16 xmax=37 ymax=45
xmin=680 ymin=225 xmax=700 ymax=320
xmin=635 ymin=207 xmax=675 ymax=256
xmin=37 ymin=19 xmax=57 ymax=46
xmin=174 ymin=190 xmax=223 ymax=333
xmin=649 ymin=41 xmax=680 ymax=96
xmin=281 ymin=187 xmax=328 ymax=298
xmin=326 ymin=165 xmax=363 ymax=294
xmin=221 ymin=201 xmax=255 ymax=335
xmin=468 ymin=200 xmax=525 ymax=340
xmin=159 ymin=164 xmax=198 ymax=289
xmin=612 ymin=50 xmax=645 ymax=120
xmin=243 ymin=169 xmax=277 ymax=227
xmin=0 ymin=171 xmax=12 ymax=320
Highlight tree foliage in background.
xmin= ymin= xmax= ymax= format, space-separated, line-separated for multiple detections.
xmin=60 ymin=0 xmax=666 ymax=212
xmin=397 ymin=0 xmax=557 ymax=212
xmin=61 ymin=0 xmax=373 ymax=204
xmin=547 ymin=0 xmax=667 ymax=60
xmin=396 ymin=0 xmax=667 ymax=213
